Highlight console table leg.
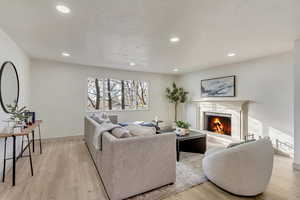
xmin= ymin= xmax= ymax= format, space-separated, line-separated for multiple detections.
xmin=2 ymin=137 xmax=7 ymax=182
xmin=26 ymin=135 xmax=34 ymax=176
xmin=20 ymin=136 xmax=24 ymax=157
xmin=12 ymin=136 xmax=16 ymax=186
xmin=32 ymin=130 xmax=35 ymax=153
xmin=38 ymin=125 xmax=42 ymax=154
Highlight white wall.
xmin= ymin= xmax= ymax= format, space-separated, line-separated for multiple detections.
xmin=31 ymin=59 xmax=177 ymax=138
xmin=178 ymin=52 xmax=294 ymax=146
xmin=0 ymin=29 xmax=31 ymax=178
xmin=294 ymin=40 xmax=300 ymax=169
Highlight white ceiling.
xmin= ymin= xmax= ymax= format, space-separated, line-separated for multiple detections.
xmin=0 ymin=0 xmax=297 ymax=74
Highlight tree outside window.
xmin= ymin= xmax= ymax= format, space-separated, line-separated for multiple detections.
xmin=87 ymin=78 xmax=149 ymax=111
xmin=87 ymin=78 xmax=103 ymax=110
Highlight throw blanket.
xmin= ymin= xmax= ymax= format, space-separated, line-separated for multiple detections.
xmin=93 ymin=123 xmax=121 ymax=150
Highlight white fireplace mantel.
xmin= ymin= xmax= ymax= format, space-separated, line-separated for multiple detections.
xmin=192 ymin=99 xmax=250 ymax=140
xmin=192 ymin=99 xmax=249 ymax=107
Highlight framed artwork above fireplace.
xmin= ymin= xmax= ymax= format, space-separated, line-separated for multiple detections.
xmin=201 ymin=75 xmax=235 ymax=97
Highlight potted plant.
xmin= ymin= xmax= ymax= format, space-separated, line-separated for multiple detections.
xmin=6 ymin=100 xmax=29 ymax=128
xmin=166 ymin=82 xmax=188 ymax=122
xmin=175 ymin=120 xmax=191 ymax=136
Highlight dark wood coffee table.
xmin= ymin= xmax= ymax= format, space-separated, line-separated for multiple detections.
xmin=176 ymin=131 xmax=206 ymax=161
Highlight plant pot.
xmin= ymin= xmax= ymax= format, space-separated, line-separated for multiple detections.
xmin=175 ymin=127 xmax=190 ymax=136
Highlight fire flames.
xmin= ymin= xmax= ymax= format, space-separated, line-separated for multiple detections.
xmin=207 ymin=116 xmax=231 ymax=136
xmin=212 ymin=118 xmax=225 ymax=134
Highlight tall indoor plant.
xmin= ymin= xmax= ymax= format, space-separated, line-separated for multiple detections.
xmin=166 ymin=82 xmax=188 ymax=121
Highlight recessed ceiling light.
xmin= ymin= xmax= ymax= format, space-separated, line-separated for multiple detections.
xmin=173 ymin=68 xmax=179 ymax=72
xmin=129 ymin=62 xmax=136 ymax=66
xmin=62 ymin=52 xmax=70 ymax=57
xmin=227 ymin=52 xmax=236 ymax=57
xmin=56 ymin=5 xmax=71 ymax=14
xmin=170 ymin=37 xmax=180 ymax=43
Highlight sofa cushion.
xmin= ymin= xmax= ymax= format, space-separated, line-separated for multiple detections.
xmin=125 ymin=124 xmax=156 ymax=137
xmin=111 ymin=127 xmax=131 ymax=138
xmin=118 ymin=122 xmax=129 ymax=127
xmin=119 ymin=122 xmax=159 ymax=132
xmin=91 ymin=112 xmax=111 ymax=124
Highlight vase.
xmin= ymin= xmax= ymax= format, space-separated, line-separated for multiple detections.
xmin=175 ymin=127 xmax=190 ymax=136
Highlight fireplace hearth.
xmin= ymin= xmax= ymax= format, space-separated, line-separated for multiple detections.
xmin=204 ymin=112 xmax=231 ymax=136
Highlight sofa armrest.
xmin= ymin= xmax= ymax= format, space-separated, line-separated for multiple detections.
xmin=101 ymin=132 xmax=176 ymax=200
xmin=84 ymin=117 xmax=99 ymax=146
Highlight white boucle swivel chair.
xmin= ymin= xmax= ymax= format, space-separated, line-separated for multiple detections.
xmin=203 ymin=138 xmax=274 ymax=196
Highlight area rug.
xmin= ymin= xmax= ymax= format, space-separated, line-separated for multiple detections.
xmin=128 ymin=152 xmax=207 ymax=200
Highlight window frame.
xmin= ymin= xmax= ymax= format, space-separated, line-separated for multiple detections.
xmin=86 ymin=77 xmax=150 ymax=112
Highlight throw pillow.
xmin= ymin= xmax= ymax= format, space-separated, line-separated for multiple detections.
xmin=111 ymin=127 xmax=131 ymax=138
xmin=126 ymin=124 xmax=156 ymax=137
xmin=91 ymin=112 xmax=111 ymax=124
xmin=118 ymin=122 xmax=129 ymax=127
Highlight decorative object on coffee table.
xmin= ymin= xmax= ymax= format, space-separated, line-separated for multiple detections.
xmin=152 ymin=116 xmax=163 ymax=127
xmin=166 ymin=82 xmax=188 ymax=121
xmin=175 ymin=120 xmax=190 ymax=136
xmin=151 ymin=119 xmax=163 ymax=133
xmin=201 ymin=75 xmax=235 ymax=97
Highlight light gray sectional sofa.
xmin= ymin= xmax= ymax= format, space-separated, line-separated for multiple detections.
xmin=84 ymin=116 xmax=176 ymax=200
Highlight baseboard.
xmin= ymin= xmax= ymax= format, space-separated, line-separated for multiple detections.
xmin=293 ymin=162 xmax=300 ymax=171
xmin=274 ymin=148 xmax=293 ymax=158
xmin=43 ymin=135 xmax=84 ymax=143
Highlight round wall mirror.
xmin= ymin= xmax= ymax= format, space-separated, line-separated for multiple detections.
xmin=0 ymin=61 xmax=20 ymax=113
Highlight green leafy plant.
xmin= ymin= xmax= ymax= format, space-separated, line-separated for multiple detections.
xmin=6 ymin=100 xmax=29 ymax=123
xmin=175 ymin=120 xmax=191 ymax=129
xmin=166 ymin=82 xmax=188 ymax=121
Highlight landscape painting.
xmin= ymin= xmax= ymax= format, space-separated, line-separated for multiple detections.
xmin=201 ymin=76 xmax=235 ymax=97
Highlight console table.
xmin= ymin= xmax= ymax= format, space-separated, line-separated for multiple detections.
xmin=1 ymin=120 xmax=42 ymax=186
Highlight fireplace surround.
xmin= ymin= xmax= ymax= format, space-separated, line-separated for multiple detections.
xmin=193 ymin=99 xmax=249 ymax=140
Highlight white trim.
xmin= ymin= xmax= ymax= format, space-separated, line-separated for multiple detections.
xmin=192 ymin=99 xmax=249 ymax=106
xmin=86 ymin=108 xmax=150 ymax=113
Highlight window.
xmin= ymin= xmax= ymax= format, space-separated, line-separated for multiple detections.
xmin=87 ymin=78 xmax=103 ymax=110
xmin=124 ymin=80 xmax=136 ymax=110
xmin=135 ymin=80 xmax=149 ymax=110
xmin=87 ymin=78 xmax=149 ymax=111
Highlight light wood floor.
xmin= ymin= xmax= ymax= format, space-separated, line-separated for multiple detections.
xmin=0 ymin=139 xmax=299 ymax=200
